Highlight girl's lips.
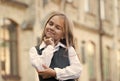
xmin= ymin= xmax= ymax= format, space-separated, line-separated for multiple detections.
xmin=47 ymin=31 xmax=53 ymax=35
xmin=46 ymin=31 xmax=55 ymax=37
xmin=47 ymin=30 xmax=55 ymax=35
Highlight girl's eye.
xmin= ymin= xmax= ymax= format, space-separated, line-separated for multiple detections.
xmin=48 ymin=21 xmax=54 ymax=26
xmin=56 ymin=25 xmax=62 ymax=30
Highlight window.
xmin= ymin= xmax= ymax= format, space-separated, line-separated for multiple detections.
xmin=86 ymin=41 xmax=96 ymax=81
xmin=84 ymin=0 xmax=89 ymax=12
xmin=114 ymin=0 xmax=119 ymax=25
xmin=101 ymin=0 xmax=105 ymax=19
xmin=118 ymin=0 xmax=120 ymax=25
xmin=104 ymin=0 xmax=112 ymax=21
xmin=103 ymin=46 xmax=111 ymax=81
xmin=117 ymin=50 xmax=120 ymax=81
xmin=51 ymin=0 xmax=61 ymax=5
xmin=0 ymin=18 xmax=19 ymax=80
xmin=0 ymin=28 xmax=10 ymax=75
xmin=81 ymin=41 xmax=86 ymax=64
xmin=84 ymin=0 xmax=97 ymax=15
xmin=43 ymin=0 xmax=48 ymax=7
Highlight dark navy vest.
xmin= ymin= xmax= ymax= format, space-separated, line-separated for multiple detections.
xmin=35 ymin=45 xmax=75 ymax=81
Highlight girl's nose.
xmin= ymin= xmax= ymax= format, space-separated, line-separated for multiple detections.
xmin=49 ymin=25 xmax=55 ymax=30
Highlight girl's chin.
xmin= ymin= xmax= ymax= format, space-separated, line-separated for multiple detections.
xmin=46 ymin=34 xmax=54 ymax=38
xmin=46 ymin=36 xmax=52 ymax=38
xmin=45 ymin=36 xmax=54 ymax=40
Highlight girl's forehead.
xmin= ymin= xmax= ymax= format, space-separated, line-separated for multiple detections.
xmin=50 ymin=15 xmax=65 ymax=21
xmin=50 ymin=15 xmax=65 ymax=25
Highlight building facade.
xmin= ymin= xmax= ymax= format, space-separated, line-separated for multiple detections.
xmin=0 ymin=0 xmax=120 ymax=81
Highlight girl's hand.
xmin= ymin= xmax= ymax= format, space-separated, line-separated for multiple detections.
xmin=44 ymin=37 xmax=55 ymax=47
xmin=37 ymin=64 xmax=56 ymax=79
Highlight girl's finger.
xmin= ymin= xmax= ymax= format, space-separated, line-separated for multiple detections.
xmin=42 ymin=64 xmax=49 ymax=69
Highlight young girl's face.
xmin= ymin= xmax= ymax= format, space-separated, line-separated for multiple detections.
xmin=44 ymin=15 xmax=65 ymax=43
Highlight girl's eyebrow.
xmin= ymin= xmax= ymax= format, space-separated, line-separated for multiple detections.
xmin=56 ymin=24 xmax=64 ymax=30
xmin=49 ymin=20 xmax=63 ymax=28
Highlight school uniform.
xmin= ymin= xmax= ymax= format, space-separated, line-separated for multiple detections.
xmin=29 ymin=42 xmax=82 ymax=81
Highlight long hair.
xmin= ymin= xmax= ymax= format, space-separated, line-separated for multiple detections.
xmin=40 ymin=11 xmax=75 ymax=49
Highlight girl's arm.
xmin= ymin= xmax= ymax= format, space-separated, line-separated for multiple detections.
xmin=29 ymin=45 xmax=54 ymax=71
xmin=54 ymin=46 xmax=82 ymax=80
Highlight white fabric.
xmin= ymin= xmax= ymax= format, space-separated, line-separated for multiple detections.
xmin=29 ymin=42 xmax=82 ymax=80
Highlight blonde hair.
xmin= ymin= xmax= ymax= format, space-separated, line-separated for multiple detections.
xmin=40 ymin=11 xmax=75 ymax=49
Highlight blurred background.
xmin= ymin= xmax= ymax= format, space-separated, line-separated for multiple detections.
xmin=0 ymin=0 xmax=120 ymax=81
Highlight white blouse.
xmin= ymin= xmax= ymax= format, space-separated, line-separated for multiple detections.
xmin=29 ymin=42 xmax=82 ymax=80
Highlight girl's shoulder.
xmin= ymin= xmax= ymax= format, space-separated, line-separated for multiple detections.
xmin=68 ymin=46 xmax=75 ymax=50
xmin=68 ymin=46 xmax=76 ymax=54
xmin=29 ymin=46 xmax=36 ymax=52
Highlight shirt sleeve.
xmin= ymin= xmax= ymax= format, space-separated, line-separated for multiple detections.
xmin=29 ymin=45 xmax=54 ymax=71
xmin=54 ymin=46 xmax=82 ymax=80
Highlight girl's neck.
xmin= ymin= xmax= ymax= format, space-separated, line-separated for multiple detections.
xmin=54 ymin=40 xmax=60 ymax=46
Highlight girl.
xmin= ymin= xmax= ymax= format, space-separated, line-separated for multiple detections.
xmin=29 ymin=11 xmax=82 ymax=81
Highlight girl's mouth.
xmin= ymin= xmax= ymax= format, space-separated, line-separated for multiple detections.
xmin=46 ymin=31 xmax=55 ymax=38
